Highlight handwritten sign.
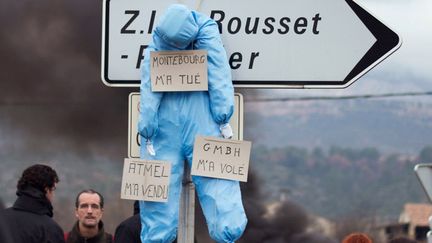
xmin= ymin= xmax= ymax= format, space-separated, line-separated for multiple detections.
xmin=121 ymin=158 xmax=171 ymax=202
xmin=150 ymin=50 xmax=208 ymax=92
xmin=191 ymin=136 xmax=251 ymax=182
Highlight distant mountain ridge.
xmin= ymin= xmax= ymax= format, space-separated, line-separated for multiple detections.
xmin=244 ymin=99 xmax=432 ymax=155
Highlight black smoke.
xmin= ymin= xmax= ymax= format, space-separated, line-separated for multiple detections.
xmin=0 ymin=0 xmax=135 ymax=154
xmin=195 ymin=170 xmax=337 ymax=243
xmin=0 ymin=0 xmax=136 ymax=232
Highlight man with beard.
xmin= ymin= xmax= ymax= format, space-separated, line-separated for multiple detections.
xmin=66 ymin=189 xmax=113 ymax=243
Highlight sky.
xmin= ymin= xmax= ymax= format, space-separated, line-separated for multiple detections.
xmin=356 ymin=0 xmax=432 ymax=91
xmin=263 ymin=0 xmax=432 ymax=98
xmin=361 ymin=0 xmax=431 ymax=78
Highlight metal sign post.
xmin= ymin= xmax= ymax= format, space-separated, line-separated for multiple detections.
xmin=178 ymin=162 xmax=195 ymax=243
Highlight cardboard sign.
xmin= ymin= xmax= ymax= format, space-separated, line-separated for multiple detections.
xmin=191 ymin=136 xmax=251 ymax=182
xmin=121 ymin=158 xmax=171 ymax=202
xmin=150 ymin=50 xmax=208 ymax=92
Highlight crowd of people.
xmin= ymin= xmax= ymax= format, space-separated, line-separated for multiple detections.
xmin=0 ymin=164 xmax=141 ymax=243
xmin=0 ymin=164 xmax=422 ymax=243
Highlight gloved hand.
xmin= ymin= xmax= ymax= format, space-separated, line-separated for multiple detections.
xmin=146 ymin=139 xmax=156 ymax=156
xmin=219 ymin=123 xmax=233 ymax=139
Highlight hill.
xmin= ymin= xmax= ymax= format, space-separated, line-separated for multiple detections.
xmin=249 ymin=145 xmax=429 ymax=219
xmin=244 ymin=98 xmax=432 ymax=155
xmin=242 ymin=98 xmax=432 ymax=218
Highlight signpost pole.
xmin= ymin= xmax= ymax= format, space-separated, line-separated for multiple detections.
xmin=178 ymin=161 xmax=195 ymax=243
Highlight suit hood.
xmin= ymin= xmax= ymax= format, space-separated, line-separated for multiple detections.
xmin=153 ymin=4 xmax=198 ymax=49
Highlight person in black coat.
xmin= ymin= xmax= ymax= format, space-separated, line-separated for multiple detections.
xmin=0 ymin=164 xmax=65 ymax=243
xmin=114 ymin=201 xmax=184 ymax=243
xmin=114 ymin=201 xmax=141 ymax=243
xmin=0 ymin=197 xmax=13 ymax=243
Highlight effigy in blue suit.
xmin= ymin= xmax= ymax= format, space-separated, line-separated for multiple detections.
xmin=138 ymin=4 xmax=247 ymax=243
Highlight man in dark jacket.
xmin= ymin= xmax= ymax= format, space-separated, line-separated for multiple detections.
xmin=114 ymin=201 xmax=141 ymax=243
xmin=114 ymin=201 xmax=182 ymax=243
xmin=66 ymin=189 xmax=113 ymax=243
xmin=0 ymin=197 xmax=13 ymax=243
xmin=0 ymin=164 xmax=65 ymax=243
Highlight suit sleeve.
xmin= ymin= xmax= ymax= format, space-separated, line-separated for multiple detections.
xmin=193 ymin=13 xmax=234 ymax=125
xmin=138 ymin=46 xmax=164 ymax=140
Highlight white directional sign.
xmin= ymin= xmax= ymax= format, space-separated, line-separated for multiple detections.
xmin=128 ymin=92 xmax=244 ymax=158
xmin=414 ymin=164 xmax=432 ymax=203
xmin=102 ymin=0 xmax=401 ymax=88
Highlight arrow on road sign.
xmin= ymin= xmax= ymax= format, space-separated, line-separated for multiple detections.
xmin=102 ymin=0 xmax=401 ymax=88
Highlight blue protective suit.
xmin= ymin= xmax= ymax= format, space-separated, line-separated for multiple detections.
xmin=138 ymin=4 xmax=247 ymax=243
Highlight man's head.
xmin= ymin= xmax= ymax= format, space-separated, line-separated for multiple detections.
xmin=74 ymin=189 xmax=104 ymax=229
xmin=17 ymin=164 xmax=59 ymax=202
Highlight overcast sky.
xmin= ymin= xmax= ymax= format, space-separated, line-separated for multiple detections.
xmin=266 ymin=0 xmax=432 ymax=98
xmin=361 ymin=0 xmax=432 ymax=82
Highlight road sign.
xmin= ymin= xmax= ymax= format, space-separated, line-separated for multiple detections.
xmin=128 ymin=92 xmax=244 ymax=158
xmin=414 ymin=164 xmax=432 ymax=243
xmin=414 ymin=164 xmax=432 ymax=203
xmin=102 ymin=0 xmax=401 ymax=88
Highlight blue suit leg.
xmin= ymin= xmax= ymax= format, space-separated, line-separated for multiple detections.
xmin=139 ymin=97 xmax=185 ymax=243
xmin=182 ymin=93 xmax=247 ymax=243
